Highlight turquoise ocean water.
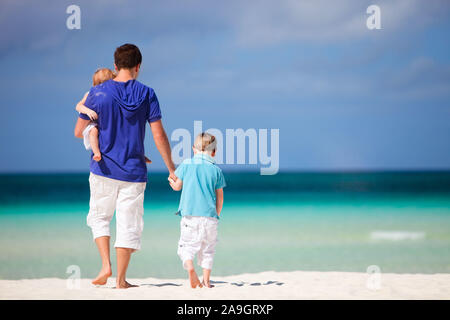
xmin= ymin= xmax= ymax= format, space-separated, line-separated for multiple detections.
xmin=0 ymin=171 xmax=449 ymax=279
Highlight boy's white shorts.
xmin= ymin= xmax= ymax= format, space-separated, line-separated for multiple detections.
xmin=82 ymin=122 xmax=97 ymax=150
xmin=177 ymin=216 xmax=218 ymax=270
xmin=87 ymin=173 xmax=146 ymax=250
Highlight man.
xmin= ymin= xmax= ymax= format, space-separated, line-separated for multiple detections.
xmin=74 ymin=44 xmax=176 ymax=289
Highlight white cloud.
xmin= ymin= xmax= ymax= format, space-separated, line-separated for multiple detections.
xmin=1 ymin=0 xmax=449 ymax=54
xmin=1 ymin=0 xmax=449 ymax=104
xmin=230 ymin=0 xmax=450 ymax=46
xmin=381 ymin=57 xmax=450 ymax=100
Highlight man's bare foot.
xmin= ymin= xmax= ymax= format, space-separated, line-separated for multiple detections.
xmin=93 ymin=153 xmax=102 ymax=162
xmin=116 ymin=281 xmax=138 ymax=289
xmin=92 ymin=266 xmax=112 ymax=285
xmin=188 ymin=269 xmax=203 ymax=288
xmin=202 ymin=280 xmax=214 ymax=288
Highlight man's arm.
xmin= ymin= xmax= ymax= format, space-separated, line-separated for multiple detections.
xmin=74 ymin=117 xmax=91 ymax=138
xmin=75 ymin=89 xmax=98 ymax=138
xmin=150 ymin=119 xmax=176 ymax=178
xmin=216 ymin=188 xmax=224 ymax=216
xmin=76 ymin=92 xmax=98 ymax=121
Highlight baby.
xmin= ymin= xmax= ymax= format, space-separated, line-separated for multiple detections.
xmin=75 ymin=68 xmax=115 ymax=162
xmin=169 ymin=133 xmax=226 ymax=288
xmin=76 ymin=68 xmax=151 ymax=163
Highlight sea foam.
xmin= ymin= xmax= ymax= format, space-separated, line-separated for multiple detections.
xmin=370 ymin=231 xmax=425 ymax=241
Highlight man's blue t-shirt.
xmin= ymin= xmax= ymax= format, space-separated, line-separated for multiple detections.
xmin=175 ymin=153 xmax=226 ymax=219
xmin=79 ymin=79 xmax=161 ymax=182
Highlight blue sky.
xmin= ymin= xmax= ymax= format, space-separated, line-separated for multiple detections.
xmin=0 ymin=0 xmax=449 ymax=173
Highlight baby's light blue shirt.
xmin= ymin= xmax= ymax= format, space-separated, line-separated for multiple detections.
xmin=175 ymin=153 xmax=226 ymax=219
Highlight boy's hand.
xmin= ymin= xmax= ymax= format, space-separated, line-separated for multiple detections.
xmin=86 ymin=110 xmax=98 ymax=121
xmin=168 ymin=177 xmax=176 ymax=190
xmin=168 ymin=176 xmax=182 ymax=191
xmin=169 ymin=170 xmax=177 ymax=182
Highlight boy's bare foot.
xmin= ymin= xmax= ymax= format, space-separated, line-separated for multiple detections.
xmin=92 ymin=266 xmax=112 ymax=285
xmin=188 ymin=269 xmax=203 ymax=288
xmin=116 ymin=281 xmax=138 ymax=289
xmin=201 ymin=281 xmax=214 ymax=288
xmin=93 ymin=153 xmax=102 ymax=162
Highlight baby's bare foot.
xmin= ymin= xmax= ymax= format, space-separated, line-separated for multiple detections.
xmin=116 ymin=281 xmax=138 ymax=289
xmin=188 ymin=269 xmax=203 ymax=288
xmin=92 ymin=266 xmax=112 ymax=286
xmin=93 ymin=153 xmax=102 ymax=162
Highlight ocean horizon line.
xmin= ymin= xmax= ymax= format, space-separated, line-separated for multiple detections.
xmin=1 ymin=168 xmax=450 ymax=176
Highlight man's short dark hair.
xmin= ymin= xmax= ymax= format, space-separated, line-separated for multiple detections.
xmin=114 ymin=44 xmax=142 ymax=70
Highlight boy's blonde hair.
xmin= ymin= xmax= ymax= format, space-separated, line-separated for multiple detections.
xmin=194 ymin=132 xmax=216 ymax=154
xmin=92 ymin=68 xmax=115 ymax=86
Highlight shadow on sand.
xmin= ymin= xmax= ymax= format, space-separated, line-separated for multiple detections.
xmin=95 ymin=280 xmax=284 ymax=289
xmin=212 ymin=280 xmax=284 ymax=287
xmin=140 ymin=282 xmax=183 ymax=287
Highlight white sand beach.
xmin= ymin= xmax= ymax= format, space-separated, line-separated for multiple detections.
xmin=0 ymin=271 xmax=449 ymax=300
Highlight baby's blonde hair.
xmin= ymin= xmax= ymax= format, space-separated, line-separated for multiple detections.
xmin=194 ymin=132 xmax=216 ymax=154
xmin=92 ymin=68 xmax=115 ymax=86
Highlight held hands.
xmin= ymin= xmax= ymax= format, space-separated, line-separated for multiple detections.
xmin=169 ymin=170 xmax=177 ymax=183
xmin=168 ymin=176 xmax=177 ymax=190
xmin=168 ymin=172 xmax=182 ymax=191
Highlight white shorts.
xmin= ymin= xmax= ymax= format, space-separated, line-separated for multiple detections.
xmin=82 ymin=122 xmax=97 ymax=150
xmin=177 ymin=216 xmax=218 ymax=270
xmin=87 ymin=173 xmax=146 ymax=250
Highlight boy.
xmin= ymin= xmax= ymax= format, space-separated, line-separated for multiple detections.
xmin=169 ymin=133 xmax=226 ymax=288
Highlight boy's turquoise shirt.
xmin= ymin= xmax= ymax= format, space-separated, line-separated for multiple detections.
xmin=175 ymin=153 xmax=226 ymax=219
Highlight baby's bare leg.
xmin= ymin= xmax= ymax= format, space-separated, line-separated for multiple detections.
xmin=185 ymin=260 xmax=202 ymax=288
xmin=89 ymin=126 xmax=101 ymax=162
xmin=202 ymin=268 xmax=214 ymax=288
